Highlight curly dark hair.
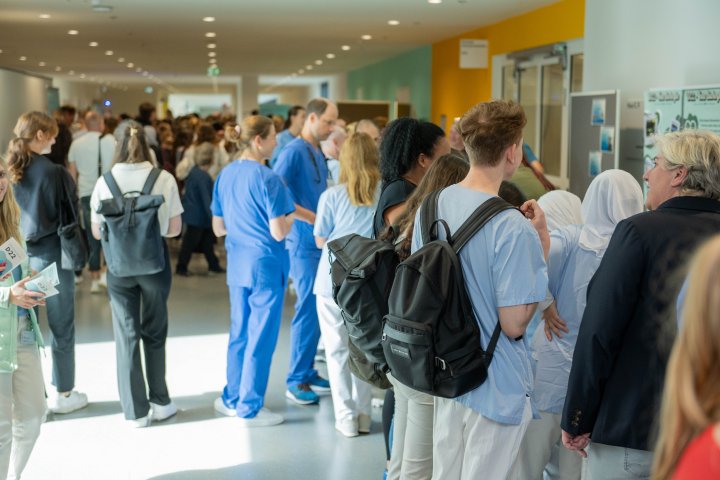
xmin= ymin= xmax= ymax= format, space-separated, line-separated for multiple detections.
xmin=379 ymin=118 xmax=445 ymax=182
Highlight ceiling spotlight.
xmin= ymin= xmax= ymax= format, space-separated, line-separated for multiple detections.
xmin=39 ymin=14 xmax=51 ymax=19
xmin=207 ymin=43 xmax=216 ymax=49
xmin=55 ymin=66 xmax=62 ymax=71
xmin=117 ymin=57 xmax=125 ymax=62
xmin=315 ymin=60 xmax=322 ymax=65
xmin=203 ymin=16 xmax=215 ymax=22
xmin=306 ymin=65 xmax=314 ymax=70
xmin=127 ymin=62 xmax=134 ymax=68
xmin=326 ymin=53 xmax=335 ymax=59
xmin=38 ymin=61 xmax=46 ymax=67
xmin=89 ymin=41 xmax=99 ymax=47
xmin=208 ymin=52 xmax=216 ymax=57
xmin=299 ymin=69 xmax=305 ymax=74
xmin=136 ymin=67 xmax=142 ymax=72
xmin=388 ymin=20 xmax=400 ymax=26
xmin=341 ymin=45 xmax=351 ymax=51
xmin=428 ymin=0 xmax=442 ymax=3
xmin=19 ymin=56 xmax=27 ymax=61
xmin=361 ymin=34 xmax=372 ymax=40
xmin=205 ymin=32 xmax=216 ymax=38
xmin=79 ymin=73 xmax=86 ymax=78
xmin=105 ymin=50 xmax=113 ymax=55
xmin=209 ymin=58 xmax=217 ymax=64
xmin=68 ymin=30 xmax=79 ymax=35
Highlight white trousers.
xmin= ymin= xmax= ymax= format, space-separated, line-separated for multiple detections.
xmin=388 ymin=374 xmax=434 ymax=480
xmin=432 ymin=396 xmax=532 ymax=480
xmin=512 ymin=410 xmax=582 ymax=480
xmin=0 ymin=344 xmax=47 ymax=480
xmin=316 ymin=295 xmax=372 ymax=423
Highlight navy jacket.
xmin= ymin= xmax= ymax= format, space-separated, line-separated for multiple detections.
xmin=182 ymin=166 xmax=214 ymax=228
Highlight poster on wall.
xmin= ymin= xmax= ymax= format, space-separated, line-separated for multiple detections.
xmin=600 ymin=126 xmax=615 ymax=153
xmin=589 ymin=151 xmax=602 ymax=177
xmin=644 ymin=88 xmax=683 ymax=175
xmin=682 ymin=88 xmax=720 ymax=134
xmin=591 ymin=98 xmax=606 ymax=125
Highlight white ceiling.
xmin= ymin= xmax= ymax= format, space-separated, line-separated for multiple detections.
xmin=0 ymin=0 xmax=557 ymax=89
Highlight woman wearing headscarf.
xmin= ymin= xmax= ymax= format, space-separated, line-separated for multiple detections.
xmin=512 ymin=170 xmax=644 ymax=480
xmin=537 ymin=191 xmax=583 ymax=232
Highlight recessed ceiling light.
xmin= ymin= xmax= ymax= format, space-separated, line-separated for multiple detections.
xmin=38 ymin=61 xmax=46 ymax=67
xmin=341 ymin=45 xmax=351 ymax=51
xmin=105 ymin=50 xmax=113 ymax=55
xmin=79 ymin=73 xmax=86 ymax=78
xmin=136 ymin=67 xmax=142 ymax=72
xmin=207 ymin=43 xmax=216 ymax=49
xmin=315 ymin=60 xmax=323 ymax=65
xmin=203 ymin=16 xmax=215 ymax=22
xmin=89 ymin=41 xmax=99 ymax=47
xmin=361 ymin=34 xmax=372 ymax=40
xmin=205 ymin=32 xmax=216 ymax=38
xmin=326 ymin=53 xmax=335 ymax=59
xmin=428 ymin=0 xmax=442 ymax=3
xmin=299 ymin=69 xmax=305 ymax=74
xmin=19 ymin=56 xmax=26 ymax=61
xmin=68 ymin=30 xmax=79 ymax=35
xmin=306 ymin=65 xmax=314 ymax=70
xmin=127 ymin=62 xmax=134 ymax=68
xmin=208 ymin=52 xmax=216 ymax=57
xmin=68 ymin=70 xmax=75 ymax=75
xmin=39 ymin=14 xmax=51 ymax=19
xmin=209 ymin=58 xmax=217 ymax=64
xmin=117 ymin=57 xmax=125 ymax=62
xmin=388 ymin=20 xmax=400 ymax=26
xmin=55 ymin=66 xmax=62 ymax=71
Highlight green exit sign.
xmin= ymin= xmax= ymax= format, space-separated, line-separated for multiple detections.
xmin=207 ymin=65 xmax=220 ymax=77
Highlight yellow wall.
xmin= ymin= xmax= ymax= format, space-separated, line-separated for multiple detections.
xmin=431 ymin=0 xmax=585 ymax=127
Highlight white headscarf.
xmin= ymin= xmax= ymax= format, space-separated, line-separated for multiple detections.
xmin=579 ymin=169 xmax=644 ymax=256
xmin=538 ymin=190 xmax=583 ymax=232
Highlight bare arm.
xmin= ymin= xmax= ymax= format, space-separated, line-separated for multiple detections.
xmin=293 ymin=204 xmax=316 ymax=225
xmin=212 ymin=216 xmax=227 ymax=237
xmin=269 ymin=214 xmax=295 ymax=242
xmin=166 ymin=215 xmax=182 ymax=238
xmin=383 ymin=202 xmax=406 ymax=227
xmin=315 ymin=236 xmax=327 ymax=249
xmin=498 ymin=303 xmax=539 ymax=338
xmin=91 ymin=222 xmax=102 ymax=241
xmin=68 ymin=162 xmax=79 ymax=183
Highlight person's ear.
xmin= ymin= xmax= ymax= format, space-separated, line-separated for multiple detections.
xmin=670 ymin=166 xmax=688 ymax=188
xmin=418 ymin=152 xmax=432 ymax=169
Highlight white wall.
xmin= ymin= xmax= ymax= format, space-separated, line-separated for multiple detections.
xmin=0 ymin=68 xmax=51 ymax=157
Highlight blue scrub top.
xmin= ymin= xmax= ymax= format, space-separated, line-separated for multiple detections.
xmin=412 ymin=184 xmax=548 ymax=425
xmin=274 ymin=137 xmax=328 ymax=257
xmin=211 ymin=159 xmax=295 ymax=288
xmin=269 ymin=129 xmax=296 ymax=168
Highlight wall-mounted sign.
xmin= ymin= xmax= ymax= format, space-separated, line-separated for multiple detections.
xmin=460 ymin=39 xmax=488 ymax=69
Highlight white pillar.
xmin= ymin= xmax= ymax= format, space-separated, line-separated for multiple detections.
xmin=235 ymin=75 xmax=259 ymax=119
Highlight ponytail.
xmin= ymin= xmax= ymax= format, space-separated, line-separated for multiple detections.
xmin=6 ymin=111 xmax=58 ymax=183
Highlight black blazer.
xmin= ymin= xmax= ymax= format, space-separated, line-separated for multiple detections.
xmin=561 ymin=196 xmax=720 ymax=451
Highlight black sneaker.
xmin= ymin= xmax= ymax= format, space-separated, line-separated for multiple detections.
xmin=176 ymin=270 xmax=191 ymax=277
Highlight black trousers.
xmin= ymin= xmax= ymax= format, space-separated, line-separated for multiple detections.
xmin=107 ymin=243 xmax=172 ymax=420
xmin=176 ymin=225 xmax=220 ymax=273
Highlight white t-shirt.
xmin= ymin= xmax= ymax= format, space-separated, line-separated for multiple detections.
xmin=90 ymin=161 xmax=183 ymax=236
xmin=68 ymin=132 xmax=116 ymax=197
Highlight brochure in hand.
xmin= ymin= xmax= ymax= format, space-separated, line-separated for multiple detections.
xmin=26 ymin=263 xmax=61 ymax=299
xmin=0 ymin=237 xmax=28 ymax=276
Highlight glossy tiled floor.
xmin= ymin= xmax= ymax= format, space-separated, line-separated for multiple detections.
xmin=24 ymin=244 xmax=386 ymax=479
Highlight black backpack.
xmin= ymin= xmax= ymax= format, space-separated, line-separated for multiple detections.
xmin=97 ymin=168 xmax=166 ymax=278
xmin=381 ymin=189 xmax=514 ymax=398
xmin=327 ymin=231 xmax=400 ymax=389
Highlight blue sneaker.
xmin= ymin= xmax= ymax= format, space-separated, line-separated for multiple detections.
xmin=308 ymin=374 xmax=331 ymax=393
xmin=286 ymin=384 xmax=319 ymax=405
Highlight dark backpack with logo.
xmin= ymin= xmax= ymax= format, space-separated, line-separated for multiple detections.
xmin=381 ymin=189 xmax=514 ymax=398
xmin=327 ymin=231 xmax=400 ymax=389
xmin=97 ymin=168 xmax=166 ymax=278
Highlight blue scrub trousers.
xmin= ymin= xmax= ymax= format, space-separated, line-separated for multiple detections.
xmin=286 ymin=253 xmax=321 ymax=386
xmin=223 ymin=284 xmax=285 ymax=418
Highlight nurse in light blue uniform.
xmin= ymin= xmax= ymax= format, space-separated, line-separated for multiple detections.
xmin=274 ymin=98 xmax=338 ymax=405
xmin=211 ymin=116 xmax=295 ymax=427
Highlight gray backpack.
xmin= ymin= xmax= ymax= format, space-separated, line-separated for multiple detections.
xmin=97 ymin=168 xmax=166 ymax=277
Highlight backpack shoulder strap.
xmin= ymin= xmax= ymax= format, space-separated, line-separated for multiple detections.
xmin=420 ymin=188 xmax=443 ymax=245
xmin=485 ymin=321 xmax=503 ymax=360
xmin=103 ymin=171 xmax=124 ymax=201
xmin=451 ymin=197 xmax=516 ymax=253
xmin=141 ymin=168 xmax=162 ymax=195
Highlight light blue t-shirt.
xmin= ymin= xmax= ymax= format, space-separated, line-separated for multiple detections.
xmin=531 ymin=225 xmax=602 ymax=414
xmin=269 ymin=129 xmax=296 ymax=168
xmin=326 ymin=158 xmax=340 ymax=186
xmin=313 ymin=183 xmax=380 ymax=297
xmin=676 ymin=277 xmax=688 ymax=328
xmin=412 ymin=184 xmax=548 ymax=425
xmin=211 ymin=159 xmax=295 ymax=288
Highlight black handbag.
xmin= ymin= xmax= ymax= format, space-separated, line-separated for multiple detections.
xmin=57 ymin=170 xmax=88 ymax=271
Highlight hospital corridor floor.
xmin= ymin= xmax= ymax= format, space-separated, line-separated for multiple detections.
xmin=25 ymin=245 xmax=386 ymax=480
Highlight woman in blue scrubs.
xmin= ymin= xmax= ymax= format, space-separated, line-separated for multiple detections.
xmin=211 ymin=116 xmax=296 ymax=427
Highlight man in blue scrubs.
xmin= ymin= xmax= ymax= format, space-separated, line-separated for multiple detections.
xmin=275 ymin=98 xmax=338 ymax=404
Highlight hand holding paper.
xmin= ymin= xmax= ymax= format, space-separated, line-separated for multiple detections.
xmin=25 ymin=263 xmax=61 ymax=299
xmin=10 ymin=277 xmax=45 ymax=309
xmin=0 ymin=238 xmax=28 ymax=279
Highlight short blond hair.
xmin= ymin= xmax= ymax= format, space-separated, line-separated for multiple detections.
xmin=655 ymin=130 xmax=720 ymax=199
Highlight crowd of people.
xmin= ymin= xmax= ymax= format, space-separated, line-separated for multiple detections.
xmin=0 ymin=96 xmax=718 ymax=479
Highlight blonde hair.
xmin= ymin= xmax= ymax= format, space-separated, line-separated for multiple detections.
xmin=0 ymin=160 xmax=22 ymax=246
xmin=338 ymin=133 xmax=380 ymax=207
xmin=114 ymin=121 xmax=153 ymax=165
xmin=655 ymin=130 xmax=720 ymax=199
xmin=225 ymin=116 xmax=273 ymax=150
xmin=7 ymin=111 xmax=59 ymax=183
xmin=652 ymin=234 xmax=720 ymax=479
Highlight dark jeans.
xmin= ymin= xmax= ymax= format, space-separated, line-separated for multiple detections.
xmin=80 ymin=195 xmax=102 ymax=271
xmin=28 ymin=235 xmax=76 ymax=392
xmin=176 ymin=225 xmax=220 ymax=273
xmin=107 ymin=242 xmax=172 ymax=420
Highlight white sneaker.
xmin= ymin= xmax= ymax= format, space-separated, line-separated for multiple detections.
xmin=371 ymin=398 xmax=384 ymax=409
xmin=74 ymin=274 xmax=83 ymax=285
xmin=90 ymin=280 xmax=101 ymax=294
xmin=150 ymin=401 xmax=177 ymax=421
xmin=50 ymin=391 xmax=88 ymax=414
xmin=214 ymin=397 xmax=236 ymax=417
xmin=98 ymin=272 xmax=107 ymax=288
xmin=335 ymin=417 xmax=359 ymax=437
xmin=358 ymin=413 xmax=371 ymax=434
xmin=237 ymin=408 xmax=284 ymax=428
xmin=128 ymin=414 xmax=151 ymax=428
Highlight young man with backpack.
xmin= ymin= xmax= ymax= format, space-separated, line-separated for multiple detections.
xmin=415 ymin=100 xmax=549 ymax=479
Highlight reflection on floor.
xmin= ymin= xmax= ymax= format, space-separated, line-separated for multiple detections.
xmin=24 ymin=245 xmax=386 ymax=480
